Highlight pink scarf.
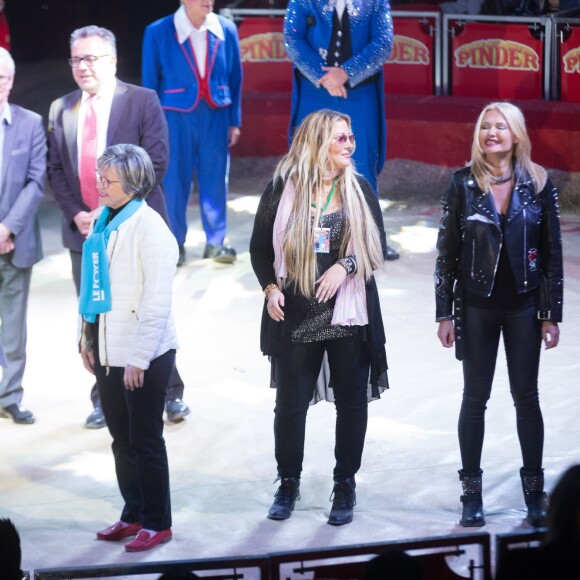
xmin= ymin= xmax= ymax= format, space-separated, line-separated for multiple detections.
xmin=273 ymin=179 xmax=368 ymax=327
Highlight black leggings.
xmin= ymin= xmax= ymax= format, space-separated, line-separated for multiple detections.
xmin=459 ymin=304 xmax=544 ymax=473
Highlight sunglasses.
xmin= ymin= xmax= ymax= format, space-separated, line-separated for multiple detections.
xmin=334 ymin=133 xmax=355 ymax=145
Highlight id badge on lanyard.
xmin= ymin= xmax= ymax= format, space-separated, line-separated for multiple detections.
xmin=313 ymin=227 xmax=330 ymax=253
xmin=312 ymin=177 xmax=337 ymax=254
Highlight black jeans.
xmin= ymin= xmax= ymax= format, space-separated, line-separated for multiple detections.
xmin=459 ymin=304 xmax=544 ymax=473
xmin=273 ymin=336 xmax=371 ymax=481
xmin=94 ymin=343 xmax=175 ymax=531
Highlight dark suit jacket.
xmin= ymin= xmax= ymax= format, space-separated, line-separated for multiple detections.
xmin=47 ymin=79 xmax=169 ymax=252
xmin=0 ymin=104 xmax=46 ymax=268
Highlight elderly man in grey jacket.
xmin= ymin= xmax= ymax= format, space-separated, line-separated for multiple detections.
xmin=0 ymin=47 xmax=46 ymax=425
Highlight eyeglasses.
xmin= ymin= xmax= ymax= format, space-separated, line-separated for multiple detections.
xmin=68 ymin=54 xmax=112 ymax=68
xmin=96 ymin=172 xmax=122 ymax=190
xmin=0 ymin=75 xmax=13 ymax=85
xmin=333 ymin=133 xmax=355 ymax=145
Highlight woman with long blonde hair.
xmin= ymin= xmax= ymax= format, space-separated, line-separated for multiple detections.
xmin=250 ymin=109 xmax=389 ymax=526
xmin=435 ymin=102 xmax=563 ymax=529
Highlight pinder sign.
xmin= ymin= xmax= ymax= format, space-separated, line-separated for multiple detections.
xmin=451 ymin=22 xmax=543 ymax=99
xmin=389 ymin=35 xmax=430 ymax=65
xmin=560 ymin=26 xmax=580 ymax=103
xmin=240 ymin=32 xmax=289 ymax=63
xmin=455 ymin=39 xmax=539 ymax=71
xmin=562 ymin=47 xmax=580 ymax=73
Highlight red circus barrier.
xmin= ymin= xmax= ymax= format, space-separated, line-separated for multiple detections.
xmin=449 ymin=21 xmax=543 ymax=99
xmin=225 ymin=9 xmax=579 ymax=171
xmin=560 ymin=24 xmax=580 ymax=103
xmin=385 ymin=14 xmax=439 ymax=95
xmin=238 ymin=16 xmax=292 ymax=93
xmin=238 ymin=13 xmax=440 ymax=97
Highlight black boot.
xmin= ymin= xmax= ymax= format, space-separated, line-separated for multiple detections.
xmin=520 ymin=468 xmax=548 ymax=527
xmin=328 ymin=477 xmax=356 ymax=526
xmin=459 ymin=469 xmax=485 ymax=527
xmin=267 ymin=477 xmax=300 ymax=520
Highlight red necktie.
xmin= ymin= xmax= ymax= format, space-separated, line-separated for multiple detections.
xmin=79 ymin=95 xmax=99 ymax=210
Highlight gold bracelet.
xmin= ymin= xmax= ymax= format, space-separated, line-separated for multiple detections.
xmin=263 ymin=283 xmax=280 ymax=298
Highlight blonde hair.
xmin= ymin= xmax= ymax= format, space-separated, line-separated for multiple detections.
xmin=274 ymin=109 xmax=385 ymax=298
xmin=470 ymin=102 xmax=547 ymax=194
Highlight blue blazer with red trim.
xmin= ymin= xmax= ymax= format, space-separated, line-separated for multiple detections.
xmin=142 ymin=13 xmax=242 ymax=128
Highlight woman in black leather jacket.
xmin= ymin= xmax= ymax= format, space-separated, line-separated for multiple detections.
xmin=434 ymin=102 xmax=563 ymax=529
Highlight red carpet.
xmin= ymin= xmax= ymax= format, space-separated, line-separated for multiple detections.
xmin=236 ymin=92 xmax=580 ymax=172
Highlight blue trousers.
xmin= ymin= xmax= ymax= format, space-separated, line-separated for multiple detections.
xmin=163 ymin=101 xmax=230 ymax=246
xmin=293 ymin=79 xmax=381 ymax=193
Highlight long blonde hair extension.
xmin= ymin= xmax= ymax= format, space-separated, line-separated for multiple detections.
xmin=274 ymin=109 xmax=385 ymax=298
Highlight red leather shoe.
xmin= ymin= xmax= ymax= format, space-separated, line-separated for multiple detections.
xmin=96 ymin=521 xmax=142 ymax=542
xmin=125 ymin=528 xmax=172 ymax=552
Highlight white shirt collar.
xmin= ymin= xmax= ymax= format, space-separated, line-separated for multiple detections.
xmin=0 ymin=103 xmax=11 ymax=125
xmin=174 ymin=5 xmax=224 ymax=44
xmin=81 ymin=77 xmax=117 ymax=104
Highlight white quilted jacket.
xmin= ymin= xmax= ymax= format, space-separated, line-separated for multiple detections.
xmin=85 ymin=202 xmax=179 ymax=370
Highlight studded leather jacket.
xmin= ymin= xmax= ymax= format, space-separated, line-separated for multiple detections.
xmin=435 ymin=167 xmax=563 ymax=324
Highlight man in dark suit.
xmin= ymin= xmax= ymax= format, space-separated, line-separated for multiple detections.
xmin=0 ymin=47 xmax=45 ymax=425
xmin=48 ymin=25 xmax=190 ymax=428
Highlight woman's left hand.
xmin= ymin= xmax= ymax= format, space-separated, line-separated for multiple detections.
xmin=542 ymin=321 xmax=560 ymax=350
xmin=124 ymin=365 xmax=145 ymax=390
xmin=316 ymin=263 xmax=347 ymax=302
xmin=80 ymin=347 xmax=96 ymax=375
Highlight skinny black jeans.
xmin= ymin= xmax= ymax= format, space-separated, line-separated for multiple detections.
xmin=459 ymin=304 xmax=544 ymax=474
xmin=272 ymin=336 xmax=371 ymax=481
xmin=93 ymin=326 xmax=175 ymax=530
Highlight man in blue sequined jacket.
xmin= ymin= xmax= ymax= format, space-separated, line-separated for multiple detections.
xmin=283 ymin=0 xmax=399 ymax=259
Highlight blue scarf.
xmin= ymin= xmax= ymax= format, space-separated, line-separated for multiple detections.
xmin=79 ymin=199 xmax=143 ymax=323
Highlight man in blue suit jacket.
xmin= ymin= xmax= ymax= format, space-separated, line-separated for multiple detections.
xmin=0 ymin=48 xmax=46 ymax=425
xmin=142 ymin=0 xmax=242 ymax=264
xmin=48 ymin=26 xmax=190 ymax=428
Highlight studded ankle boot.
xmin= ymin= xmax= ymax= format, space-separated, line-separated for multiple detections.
xmin=267 ymin=477 xmax=300 ymax=520
xmin=328 ymin=476 xmax=356 ymax=526
xmin=520 ymin=468 xmax=548 ymax=527
xmin=459 ymin=469 xmax=485 ymax=527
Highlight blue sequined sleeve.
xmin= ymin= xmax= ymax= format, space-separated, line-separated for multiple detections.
xmin=342 ymin=0 xmax=394 ymax=87
xmin=283 ymin=0 xmax=394 ymax=88
xmin=284 ymin=0 xmax=326 ymax=86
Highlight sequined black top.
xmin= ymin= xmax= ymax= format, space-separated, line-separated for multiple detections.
xmin=251 ymin=176 xmax=390 ymax=400
xmin=290 ymin=209 xmax=354 ymax=343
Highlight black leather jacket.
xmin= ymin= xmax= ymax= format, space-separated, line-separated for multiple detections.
xmin=435 ymin=167 xmax=563 ymax=323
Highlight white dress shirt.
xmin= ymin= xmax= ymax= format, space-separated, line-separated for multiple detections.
xmin=174 ymin=6 xmax=225 ymax=78
xmin=76 ymin=78 xmax=116 ymax=173
xmin=0 ymin=103 xmax=11 ymax=190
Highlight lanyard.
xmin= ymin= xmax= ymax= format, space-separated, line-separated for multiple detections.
xmin=312 ymin=177 xmax=338 ymax=214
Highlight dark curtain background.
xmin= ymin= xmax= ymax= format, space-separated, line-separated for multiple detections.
xmin=5 ymin=0 xmax=181 ymax=77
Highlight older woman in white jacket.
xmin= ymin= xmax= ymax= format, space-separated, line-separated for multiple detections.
xmin=79 ymin=144 xmax=178 ymax=553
